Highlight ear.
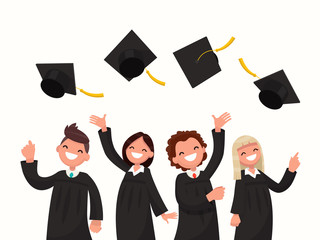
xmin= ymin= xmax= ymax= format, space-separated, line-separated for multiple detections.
xmin=84 ymin=153 xmax=90 ymax=161
xmin=172 ymin=156 xmax=178 ymax=164
xmin=202 ymin=146 xmax=206 ymax=153
xmin=148 ymin=151 xmax=154 ymax=158
xmin=56 ymin=145 xmax=60 ymax=152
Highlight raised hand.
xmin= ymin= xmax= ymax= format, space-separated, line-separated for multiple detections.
xmin=206 ymin=186 xmax=225 ymax=202
xmin=289 ymin=152 xmax=300 ymax=173
xmin=161 ymin=212 xmax=178 ymax=224
xmin=89 ymin=220 xmax=102 ymax=233
xmin=89 ymin=114 xmax=107 ymax=132
xmin=21 ymin=140 xmax=35 ymax=163
xmin=212 ymin=112 xmax=231 ymax=132
xmin=230 ymin=214 xmax=241 ymax=227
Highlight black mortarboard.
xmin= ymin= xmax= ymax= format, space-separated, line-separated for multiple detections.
xmin=36 ymin=63 xmax=76 ymax=98
xmin=254 ymin=70 xmax=300 ymax=109
xmin=173 ymin=37 xmax=221 ymax=88
xmin=104 ymin=30 xmax=157 ymax=81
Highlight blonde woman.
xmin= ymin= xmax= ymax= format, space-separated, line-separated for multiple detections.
xmin=230 ymin=136 xmax=300 ymax=240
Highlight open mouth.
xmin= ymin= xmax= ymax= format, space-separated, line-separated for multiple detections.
xmin=131 ymin=152 xmax=143 ymax=159
xmin=65 ymin=152 xmax=78 ymax=160
xmin=184 ymin=153 xmax=197 ymax=162
xmin=246 ymin=154 xmax=257 ymax=161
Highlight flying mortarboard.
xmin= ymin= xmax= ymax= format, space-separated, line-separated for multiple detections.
xmin=173 ymin=36 xmax=235 ymax=88
xmin=239 ymin=58 xmax=300 ymax=109
xmin=36 ymin=63 xmax=104 ymax=98
xmin=104 ymin=30 xmax=165 ymax=86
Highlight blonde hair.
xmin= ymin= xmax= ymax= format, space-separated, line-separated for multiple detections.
xmin=232 ymin=135 xmax=265 ymax=180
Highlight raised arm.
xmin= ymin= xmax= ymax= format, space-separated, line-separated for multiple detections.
xmin=203 ymin=112 xmax=231 ymax=178
xmin=21 ymin=141 xmax=56 ymax=190
xmin=90 ymin=114 xmax=130 ymax=172
xmin=87 ymin=174 xmax=103 ymax=233
xmin=262 ymin=152 xmax=300 ymax=193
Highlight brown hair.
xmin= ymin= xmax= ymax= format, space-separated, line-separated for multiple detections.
xmin=122 ymin=132 xmax=154 ymax=168
xmin=60 ymin=123 xmax=90 ymax=153
xmin=166 ymin=131 xmax=207 ymax=171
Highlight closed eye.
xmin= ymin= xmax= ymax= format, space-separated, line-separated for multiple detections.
xmin=179 ymin=152 xmax=184 ymax=156
xmin=194 ymin=146 xmax=199 ymax=150
xmin=129 ymin=146 xmax=134 ymax=149
xmin=78 ymin=150 xmax=83 ymax=153
xmin=63 ymin=145 xmax=68 ymax=149
xmin=253 ymin=148 xmax=259 ymax=152
xmin=142 ymin=149 xmax=147 ymax=152
xmin=241 ymin=152 xmax=246 ymax=156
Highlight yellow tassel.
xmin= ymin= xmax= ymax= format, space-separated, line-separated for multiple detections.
xmin=239 ymin=58 xmax=260 ymax=78
xmin=145 ymin=70 xmax=166 ymax=86
xmin=76 ymin=87 xmax=104 ymax=97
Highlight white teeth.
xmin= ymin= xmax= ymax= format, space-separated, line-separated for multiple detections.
xmin=131 ymin=152 xmax=143 ymax=159
xmin=246 ymin=154 xmax=257 ymax=161
xmin=65 ymin=152 xmax=78 ymax=160
xmin=184 ymin=153 xmax=197 ymax=162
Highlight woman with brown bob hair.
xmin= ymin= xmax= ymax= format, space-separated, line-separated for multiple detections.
xmin=90 ymin=114 xmax=177 ymax=240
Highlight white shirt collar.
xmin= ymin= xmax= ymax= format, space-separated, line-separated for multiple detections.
xmin=66 ymin=169 xmax=80 ymax=178
xmin=245 ymin=168 xmax=260 ymax=178
xmin=187 ymin=169 xmax=200 ymax=179
xmin=128 ymin=165 xmax=145 ymax=176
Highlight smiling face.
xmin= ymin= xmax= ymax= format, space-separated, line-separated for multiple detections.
xmin=125 ymin=136 xmax=154 ymax=165
xmin=172 ymin=137 xmax=206 ymax=170
xmin=57 ymin=138 xmax=90 ymax=168
xmin=237 ymin=142 xmax=261 ymax=168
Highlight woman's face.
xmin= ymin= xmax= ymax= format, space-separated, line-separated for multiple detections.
xmin=237 ymin=142 xmax=261 ymax=167
xmin=126 ymin=137 xmax=154 ymax=164
xmin=172 ymin=137 xmax=206 ymax=170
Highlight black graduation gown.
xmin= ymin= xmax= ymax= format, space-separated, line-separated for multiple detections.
xmin=99 ymin=128 xmax=168 ymax=240
xmin=21 ymin=161 xmax=103 ymax=240
xmin=231 ymin=169 xmax=296 ymax=240
xmin=174 ymin=129 xmax=225 ymax=240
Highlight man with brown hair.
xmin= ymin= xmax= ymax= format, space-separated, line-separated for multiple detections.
xmin=21 ymin=123 xmax=103 ymax=240
xmin=166 ymin=113 xmax=231 ymax=240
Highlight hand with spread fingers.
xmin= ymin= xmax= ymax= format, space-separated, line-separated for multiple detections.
xmin=90 ymin=114 xmax=107 ymax=132
xmin=212 ymin=112 xmax=231 ymax=132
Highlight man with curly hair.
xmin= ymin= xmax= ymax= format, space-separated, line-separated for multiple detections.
xmin=166 ymin=113 xmax=231 ymax=240
xmin=21 ymin=123 xmax=103 ymax=240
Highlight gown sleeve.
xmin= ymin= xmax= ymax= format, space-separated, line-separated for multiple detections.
xmin=203 ymin=129 xmax=225 ymax=178
xmin=145 ymin=169 xmax=168 ymax=216
xmin=175 ymin=175 xmax=212 ymax=211
xmin=21 ymin=160 xmax=56 ymax=190
xmin=86 ymin=174 xmax=103 ymax=220
xmin=98 ymin=127 xmax=130 ymax=172
xmin=231 ymin=179 xmax=246 ymax=214
xmin=262 ymin=168 xmax=296 ymax=193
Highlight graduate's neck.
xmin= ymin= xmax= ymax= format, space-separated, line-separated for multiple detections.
xmin=133 ymin=164 xmax=141 ymax=172
xmin=248 ymin=165 xmax=255 ymax=174
xmin=69 ymin=166 xmax=76 ymax=171
xmin=190 ymin=167 xmax=197 ymax=172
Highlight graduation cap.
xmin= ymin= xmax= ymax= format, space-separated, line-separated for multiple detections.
xmin=36 ymin=63 xmax=104 ymax=98
xmin=104 ymin=30 xmax=165 ymax=86
xmin=239 ymin=58 xmax=300 ymax=109
xmin=173 ymin=36 xmax=235 ymax=88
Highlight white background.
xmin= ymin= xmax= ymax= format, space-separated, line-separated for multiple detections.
xmin=1 ymin=0 xmax=319 ymax=239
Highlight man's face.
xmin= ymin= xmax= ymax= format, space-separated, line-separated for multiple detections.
xmin=56 ymin=138 xmax=90 ymax=168
xmin=172 ymin=137 xmax=206 ymax=170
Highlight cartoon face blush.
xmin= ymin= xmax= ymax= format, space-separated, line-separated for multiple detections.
xmin=172 ymin=137 xmax=206 ymax=170
xmin=126 ymin=137 xmax=154 ymax=165
xmin=237 ymin=142 xmax=261 ymax=168
xmin=57 ymin=138 xmax=90 ymax=168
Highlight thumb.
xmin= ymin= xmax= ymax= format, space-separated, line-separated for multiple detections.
xmin=212 ymin=115 xmax=216 ymax=120
xmin=28 ymin=140 xmax=33 ymax=145
xmin=103 ymin=114 xmax=106 ymax=119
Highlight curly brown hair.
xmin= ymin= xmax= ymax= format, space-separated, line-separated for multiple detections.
xmin=166 ymin=131 xmax=207 ymax=171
